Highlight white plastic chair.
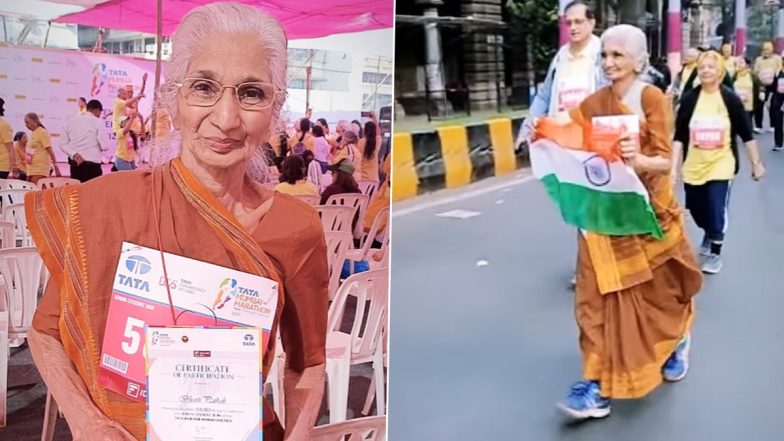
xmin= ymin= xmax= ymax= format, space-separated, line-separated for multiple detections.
xmin=2 ymin=203 xmax=31 ymax=247
xmin=37 ymin=177 xmax=80 ymax=189
xmin=325 ymin=193 xmax=370 ymax=240
xmin=0 ymin=179 xmax=36 ymax=191
xmin=264 ymin=334 xmax=286 ymax=429
xmin=0 ymin=221 xmax=15 ymax=249
xmin=324 ymin=231 xmax=351 ymax=301
xmin=311 ymin=415 xmax=386 ymax=441
xmin=344 ymin=207 xmax=389 ymax=276
xmin=307 ymin=160 xmax=328 ymax=193
xmin=0 ymin=188 xmax=33 ymax=211
xmin=358 ymin=180 xmax=380 ymax=201
xmin=294 ymin=194 xmax=321 ymax=207
xmin=0 ymin=310 xmax=6 ymax=428
xmin=325 ymin=269 xmax=388 ymax=423
xmin=316 ymin=205 xmax=355 ymax=234
xmin=0 ymin=248 xmax=45 ymax=426
xmin=362 ymin=322 xmax=387 ymax=416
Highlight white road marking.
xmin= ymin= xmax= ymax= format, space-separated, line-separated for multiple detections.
xmin=476 ymin=260 xmax=489 ymax=267
xmin=495 ymin=199 xmax=504 ymax=205
xmin=392 ymin=174 xmax=536 ymax=218
xmin=436 ymin=209 xmax=481 ymax=219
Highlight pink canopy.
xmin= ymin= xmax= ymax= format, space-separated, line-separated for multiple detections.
xmin=54 ymin=0 xmax=393 ymax=39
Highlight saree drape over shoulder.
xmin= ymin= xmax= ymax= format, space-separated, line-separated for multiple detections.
xmin=568 ymin=85 xmax=703 ymax=399
xmin=26 ymin=159 xmax=329 ymax=441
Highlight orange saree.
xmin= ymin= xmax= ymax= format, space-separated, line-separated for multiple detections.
xmin=26 ymin=159 xmax=329 ymax=440
xmin=567 ymin=84 xmax=703 ymax=399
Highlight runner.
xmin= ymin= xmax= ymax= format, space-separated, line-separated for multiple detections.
xmin=752 ymin=41 xmax=781 ymax=133
xmin=673 ymin=50 xmax=766 ymax=274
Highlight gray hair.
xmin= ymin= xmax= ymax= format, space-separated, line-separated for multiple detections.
xmin=601 ymin=24 xmax=649 ymax=75
xmin=149 ymin=2 xmax=288 ymax=182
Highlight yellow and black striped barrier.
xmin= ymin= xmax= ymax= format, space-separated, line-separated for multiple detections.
xmin=392 ymin=116 xmax=527 ymax=201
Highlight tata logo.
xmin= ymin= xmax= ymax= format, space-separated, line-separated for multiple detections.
xmin=108 ymin=69 xmax=129 ymax=77
xmin=125 ymin=255 xmax=152 ymax=275
xmin=118 ymin=274 xmax=150 ymax=292
xmin=238 ymin=287 xmax=259 ymax=297
xmin=243 ymin=334 xmax=256 ymax=346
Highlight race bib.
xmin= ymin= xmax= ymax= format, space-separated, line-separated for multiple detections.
xmin=690 ymin=117 xmax=727 ymax=149
xmin=556 ymin=77 xmax=591 ymax=112
xmin=777 ymin=77 xmax=784 ymax=94
xmin=98 ymin=242 xmax=278 ymax=402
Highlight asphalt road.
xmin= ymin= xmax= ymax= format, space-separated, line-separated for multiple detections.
xmin=388 ymin=132 xmax=784 ymax=441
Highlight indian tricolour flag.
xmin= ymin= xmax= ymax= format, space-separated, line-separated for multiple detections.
xmin=530 ymin=115 xmax=663 ymax=239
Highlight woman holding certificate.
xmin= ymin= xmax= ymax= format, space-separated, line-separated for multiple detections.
xmin=26 ymin=3 xmax=327 ymax=441
xmin=532 ymin=25 xmax=703 ymax=420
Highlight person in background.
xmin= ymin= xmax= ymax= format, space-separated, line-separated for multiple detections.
xmin=61 ymin=99 xmax=109 ymax=183
xmin=673 ymin=50 xmax=765 ymax=274
xmin=351 ymin=119 xmax=364 ymax=139
xmin=753 ymin=41 xmax=781 ymax=133
xmin=111 ymin=73 xmax=147 ymax=134
xmin=331 ymin=120 xmax=351 ymax=148
xmin=289 ymin=118 xmax=315 ymax=155
xmin=13 ymin=132 xmax=29 ymax=181
xmin=113 ymin=113 xmax=138 ymax=171
xmin=770 ymin=64 xmax=784 ymax=152
xmin=0 ymin=98 xmax=20 ymax=179
xmin=357 ymin=112 xmax=381 ymax=182
xmin=312 ymin=125 xmax=330 ymax=173
xmin=275 ymin=154 xmax=318 ymax=196
xmin=78 ymin=97 xmax=88 ymax=115
xmin=320 ymin=158 xmax=361 ymax=205
xmin=25 ymin=113 xmax=60 ymax=183
xmin=733 ymin=57 xmax=760 ymax=131
xmin=673 ymin=48 xmax=700 ymax=101
xmin=721 ymin=43 xmax=737 ymax=78
xmin=316 ymin=118 xmax=333 ymax=143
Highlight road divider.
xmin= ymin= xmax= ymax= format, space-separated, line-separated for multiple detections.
xmin=393 ymin=115 xmax=528 ymax=201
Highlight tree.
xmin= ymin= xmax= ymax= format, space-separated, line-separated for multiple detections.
xmin=505 ymin=0 xmax=559 ymax=75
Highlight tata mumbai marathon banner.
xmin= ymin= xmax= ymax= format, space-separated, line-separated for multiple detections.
xmin=0 ymin=45 xmax=162 ymax=162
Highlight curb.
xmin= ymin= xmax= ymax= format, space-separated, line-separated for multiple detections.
xmin=392 ymin=116 xmax=528 ymax=201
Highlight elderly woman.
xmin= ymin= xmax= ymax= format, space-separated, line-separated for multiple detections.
xmin=26 ymin=4 xmax=327 ymax=441
xmin=673 ymin=50 xmax=764 ymax=274
xmin=537 ymin=25 xmax=705 ymax=420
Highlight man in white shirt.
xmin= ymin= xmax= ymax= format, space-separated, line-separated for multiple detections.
xmin=61 ymin=99 xmax=109 ymax=182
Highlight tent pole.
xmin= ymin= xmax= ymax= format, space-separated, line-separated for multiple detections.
xmin=152 ymin=0 xmax=163 ymax=140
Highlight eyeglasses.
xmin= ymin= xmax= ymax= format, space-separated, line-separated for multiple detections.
xmin=175 ymin=78 xmax=283 ymax=110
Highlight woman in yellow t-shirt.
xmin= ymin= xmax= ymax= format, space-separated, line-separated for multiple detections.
xmin=114 ymin=113 xmax=137 ymax=171
xmin=24 ymin=113 xmax=61 ymax=184
xmin=357 ymin=113 xmax=382 ymax=182
xmin=274 ymin=154 xmax=318 ymax=196
xmin=753 ymin=41 xmax=782 ymax=132
xmin=672 ymin=51 xmax=765 ymax=274
xmin=12 ymin=131 xmax=29 ymax=180
xmin=732 ymin=57 xmax=758 ymax=130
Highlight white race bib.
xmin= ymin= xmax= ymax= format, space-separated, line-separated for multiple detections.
xmin=690 ymin=117 xmax=727 ymax=149
xmin=556 ymin=77 xmax=591 ymax=112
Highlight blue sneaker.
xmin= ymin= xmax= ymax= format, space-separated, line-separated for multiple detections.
xmin=556 ymin=380 xmax=611 ymax=420
xmin=662 ymin=333 xmax=691 ymax=382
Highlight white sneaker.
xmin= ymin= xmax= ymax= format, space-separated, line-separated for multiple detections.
xmin=701 ymin=253 xmax=723 ymax=274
